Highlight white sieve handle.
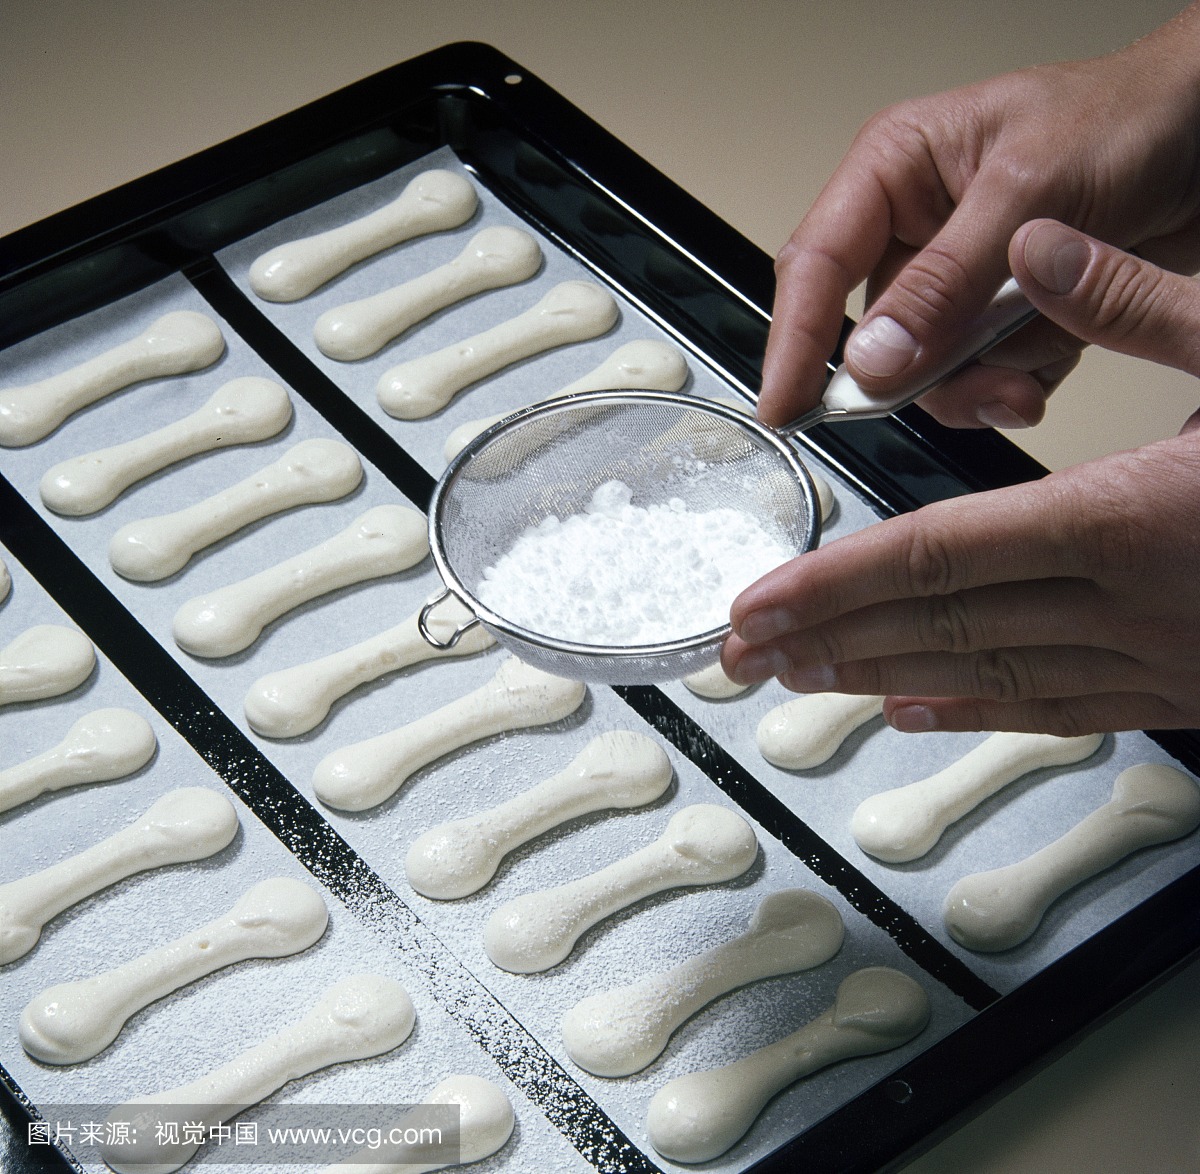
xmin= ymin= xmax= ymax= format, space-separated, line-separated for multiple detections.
xmin=417 ymin=586 xmax=483 ymax=650
xmin=782 ymin=277 xmax=1037 ymax=434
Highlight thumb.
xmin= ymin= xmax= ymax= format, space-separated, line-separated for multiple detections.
xmin=1011 ymin=219 xmax=1200 ymax=377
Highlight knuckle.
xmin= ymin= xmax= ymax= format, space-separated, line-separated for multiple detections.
xmin=1089 ymin=253 xmax=1168 ymax=340
xmin=858 ymin=100 xmax=920 ymax=146
xmin=896 ymin=515 xmax=961 ymax=597
xmin=888 ymin=246 xmax=979 ymax=332
xmin=1090 ymin=258 xmax=1200 ymax=374
xmin=915 ymin=594 xmax=976 ymax=653
xmin=776 ymin=238 xmax=857 ymax=294
xmin=774 ymin=237 xmax=802 ymax=275
xmin=982 ymin=150 xmax=1054 ymax=203
xmin=808 ymin=625 xmax=850 ymax=668
xmin=968 ymin=649 xmax=1035 ymax=703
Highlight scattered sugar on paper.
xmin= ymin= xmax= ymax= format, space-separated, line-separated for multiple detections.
xmin=477 ymin=480 xmax=791 ymax=645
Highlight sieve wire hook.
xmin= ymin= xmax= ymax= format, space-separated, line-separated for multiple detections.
xmin=418 ymin=586 xmax=482 ymax=650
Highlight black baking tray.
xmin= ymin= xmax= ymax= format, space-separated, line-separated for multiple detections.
xmin=2 ymin=41 xmax=1198 ymax=1174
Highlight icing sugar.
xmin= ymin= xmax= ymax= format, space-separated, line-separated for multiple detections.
xmin=477 ymin=480 xmax=790 ymax=645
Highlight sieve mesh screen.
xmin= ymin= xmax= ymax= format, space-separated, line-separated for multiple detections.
xmin=428 ymin=391 xmax=820 ymax=683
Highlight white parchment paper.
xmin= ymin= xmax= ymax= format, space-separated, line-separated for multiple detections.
xmin=0 ymin=546 xmax=582 ymax=1174
xmin=0 ymin=142 xmax=1195 ymax=1172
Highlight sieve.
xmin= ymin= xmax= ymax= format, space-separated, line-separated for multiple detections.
xmin=419 ymin=279 xmax=1035 ymax=684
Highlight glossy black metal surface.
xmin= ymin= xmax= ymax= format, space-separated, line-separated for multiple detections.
xmin=1 ymin=40 xmax=1197 ymax=1174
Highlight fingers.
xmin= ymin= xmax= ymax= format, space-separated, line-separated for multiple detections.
xmin=729 ymin=476 xmax=1098 ymax=644
xmin=912 ymin=317 xmax=1083 ymax=429
xmin=760 ymin=242 xmax=861 ymax=427
xmin=762 ymin=173 xmax=1059 ymax=428
xmin=910 ymin=363 xmax=1051 ymax=430
xmin=727 ymin=578 xmax=1107 ymax=685
xmin=837 ymin=166 xmax=1032 ymax=388
xmin=758 ymin=101 xmax=971 ymax=427
xmin=771 ymin=644 xmax=1145 ymax=705
xmin=759 ymin=165 xmax=895 ymax=426
xmin=884 ymin=692 xmax=1187 ymax=737
xmin=1011 ymin=219 xmax=1200 ymax=376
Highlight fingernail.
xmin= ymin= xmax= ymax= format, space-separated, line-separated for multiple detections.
xmin=1023 ymin=222 xmax=1090 ymax=295
xmin=739 ymin=606 xmax=795 ymax=644
xmin=846 ymin=315 xmax=917 ymax=378
xmin=889 ymin=704 xmax=938 ymax=733
xmin=780 ymin=664 xmax=838 ymax=692
xmin=732 ymin=647 xmax=791 ymax=683
xmin=977 ymin=402 xmax=1030 ymax=429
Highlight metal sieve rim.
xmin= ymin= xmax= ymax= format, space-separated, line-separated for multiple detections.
xmin=426 ymin=388 xmax=822 ymax=665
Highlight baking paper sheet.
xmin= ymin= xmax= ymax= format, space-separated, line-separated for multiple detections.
xmin=0 ymin=141 xmax=1196 ymax=1173
xmin=0 ymin=275 xmax=971 ymax=1172
xmin=213 ymin=143 xmax=1199 ymax=990
xmin=658 ymin=684 xmax=1196 ymax=994
xmin=0 ymin=547 xmax=583 ymax=1174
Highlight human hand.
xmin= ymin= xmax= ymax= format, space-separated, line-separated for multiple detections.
xmin=758 ymin=3 xmax=1200 ymax=431
xmin=724 ymin=232 xmax=1200 ymax=734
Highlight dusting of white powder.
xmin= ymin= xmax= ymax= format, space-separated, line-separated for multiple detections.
xmin=477 ymin=480 xmax=791 ymax=645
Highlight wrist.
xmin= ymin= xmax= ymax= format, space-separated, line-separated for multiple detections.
xmin=1125 ymin=1 xmax=1200 ymax=109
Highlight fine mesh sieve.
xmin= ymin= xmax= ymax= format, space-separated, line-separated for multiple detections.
xmin=419 ymin=280 xmax=1038 ymax=683
xmin=420 ymin=390 xmax=822 ymax=684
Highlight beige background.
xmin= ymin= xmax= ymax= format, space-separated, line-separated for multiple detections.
xmin=3 ymin=2 xmax=1199 ymax=1170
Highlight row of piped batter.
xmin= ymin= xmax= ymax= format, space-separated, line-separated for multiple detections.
xmin=0 ymin=148 xmax=1190 ymax=1171
xmin=228 ymin=159 xmax=1200 ymax=970
xmin=0 ymin=284 xmax=536 ymax=1164
xmin=0 ymin=300 xmax=926 ymax=1161
xmin=232 ymin=189 xmax=954 ymax=1165
xmin=0 ymin=555 xmax=521 ymax=1173
xmin=0 ymin=531 xmax=945 ymax=1170
xmin=0 ymin=204 xmax=945 ymax=1161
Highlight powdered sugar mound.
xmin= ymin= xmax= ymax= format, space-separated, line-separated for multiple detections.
xmin=477 ymin=480 xmax=791 ymax=645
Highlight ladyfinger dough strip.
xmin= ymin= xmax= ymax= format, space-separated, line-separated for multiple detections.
xmin=483 ymin=803 xmax=758 ymax=974
xmin=0 ymin=311 xmax=224 ymax=448
xmin=680 ymin=660 xmax=751 ymax=700
xmin=248 ymin=169 xmax=478 ymax=302
xmin=405 ymin=731 xmax=673 ymax=900
xmin=172 ymin=504 xmax=428 ymax=659
xmin=109 ymin=438 xmax=363 ymax=581
xmin=39 ymin=377 xmax=293 ymax=516
xmin=851 ymin=731 xmax=1105 ymax=864
xmin=315 ymin=226 xmax=542 ymax=360
xmin=101 ymin=974 xmax=415 ymax=1174
xmin=562 ymin=889 xmax=844 ymax=1077
xmin=0 ymin=708 xmax=155 ymax=814
xmin=944 ymin=763 xmax=1200 ymax=952
xmin=757 ymin=693 xmax=885 ymax=770
xmin=0 ymin=624 xmax=95 ymax=707
xmin=313 ymin=657 xmax=586 ymax=812
xmin=244 ymin=593 xmax=494 ymax=739
xmin=20 ymin=877 xmax=327 ymax=1064
xmin=319 ymin=1074 xmax=514 ymax=1173
xmin=441 ymin=338 xmax=690 ymax=461
xmin=0 ymin=788 xmax=238 ymax=966
xmin=646 ymin=967 xmax=929 ymax=1164
xmin=377 ymin=280 xmax=619 ymax=419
